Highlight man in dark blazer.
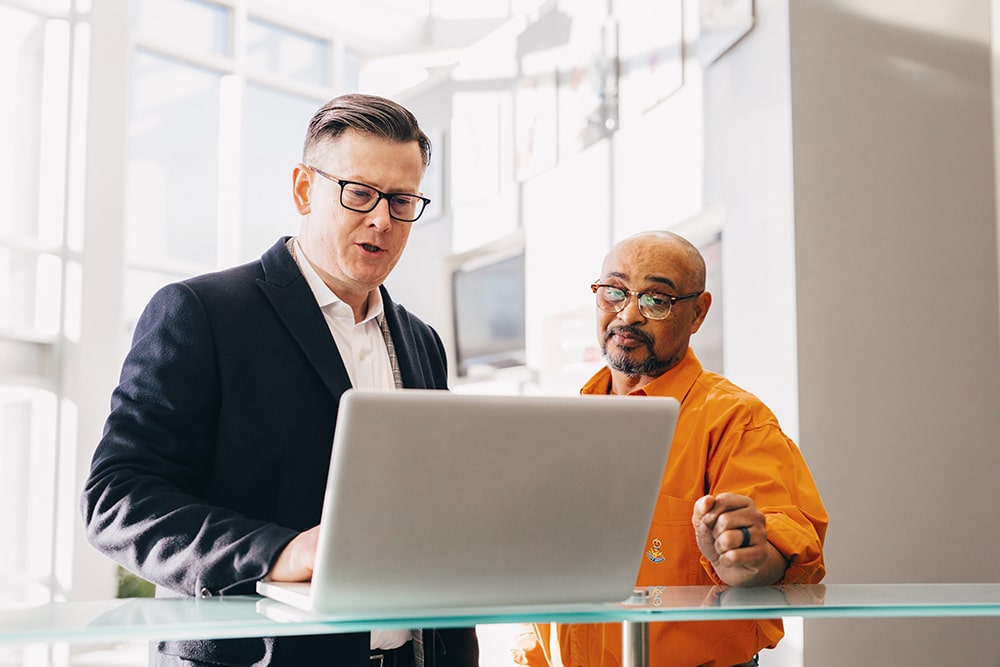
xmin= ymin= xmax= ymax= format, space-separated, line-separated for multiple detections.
xmin=81 ymin=94 xmax=479 ymax=667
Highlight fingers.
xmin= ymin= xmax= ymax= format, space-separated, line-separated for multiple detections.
xmin=269 ymin=525 xmax=320 ymax=582
xmin=693 ymin=493 xmax=763 ymax=559
xmin=698 ymin=492 xmax=752 ymax=524
xmin=693 ymin=494 xmax=754 ymax=534
xmin=720 ymin=524 xmax=755 ymax=553
xmin=692 ymin=494 xmax=789 ymax=587
xmin=691 ymin=495 xmax=716 ymax=526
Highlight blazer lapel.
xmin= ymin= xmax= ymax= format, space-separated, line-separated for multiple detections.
xmin=380 ymin=285 xmax=437 ymax=390
xmin=255 ymin=237 xmax=353 ymax=397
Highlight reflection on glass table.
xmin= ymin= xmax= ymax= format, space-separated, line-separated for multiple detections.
xmin=2 ymin=583 xmax=999 ymax=667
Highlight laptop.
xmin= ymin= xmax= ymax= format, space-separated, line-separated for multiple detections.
xmin=256 ymin=388 xmax=679 ymax=616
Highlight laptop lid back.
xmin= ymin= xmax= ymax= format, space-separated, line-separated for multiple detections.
xmin=309 ymin=388 xmax=679 ymax=614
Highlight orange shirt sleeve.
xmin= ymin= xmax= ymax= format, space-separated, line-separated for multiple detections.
xmin=695 ymin=399 xmax=828 ymax=585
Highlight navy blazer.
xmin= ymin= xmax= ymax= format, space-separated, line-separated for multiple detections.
xmin=81 ymin=237 xmax=477 ymax=666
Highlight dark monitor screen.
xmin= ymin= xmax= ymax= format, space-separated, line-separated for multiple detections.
xmin=451 ymin=252 xmax=526 ymax=377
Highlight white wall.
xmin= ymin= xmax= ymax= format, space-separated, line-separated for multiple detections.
xmin=789 ymin=1 xmax=1000 ymax=664
xmin=701 ymin=0 xmax=800 ymax=438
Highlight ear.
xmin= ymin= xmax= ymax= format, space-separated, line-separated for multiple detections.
xmin=292 ymin=163 xmax=312 ymax=215
xmin=689 ymin=291 xmax=713 ymax=335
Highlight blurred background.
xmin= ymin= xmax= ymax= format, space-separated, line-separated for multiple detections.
xmin=2 ymin=0 xmax=999 ymax=665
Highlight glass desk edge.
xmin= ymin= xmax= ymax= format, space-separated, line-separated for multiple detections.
xmin=2 ymin=583 xmax=999 ymax=647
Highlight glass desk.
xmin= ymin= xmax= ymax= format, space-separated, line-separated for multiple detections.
xmin=2 ymin=584 xmax=999 ymax=667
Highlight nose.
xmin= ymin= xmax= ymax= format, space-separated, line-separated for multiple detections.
xmin=366 ymin=196 xmax=394 ymax=231
xmin=616 ymin=294 xmax=646 ymax=325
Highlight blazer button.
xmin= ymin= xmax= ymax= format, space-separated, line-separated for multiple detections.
xmin=199 ymin=587 xmax=213 ymax=598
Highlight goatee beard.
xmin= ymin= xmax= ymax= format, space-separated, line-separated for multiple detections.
xmin=602 ymin=325 xmax=673 ymax=377
xmin=603 ymin=349 xmax=674 ymax=376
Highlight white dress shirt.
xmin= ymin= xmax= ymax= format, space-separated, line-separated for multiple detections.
xmin=292 ymin=239 xmax=411 ymax=651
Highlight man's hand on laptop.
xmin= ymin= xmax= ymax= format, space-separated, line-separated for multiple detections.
xmin=269 ymin=525 xmax=320 ymax=581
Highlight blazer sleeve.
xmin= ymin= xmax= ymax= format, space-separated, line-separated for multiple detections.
xmin=80 ymin=281 xmax=297 ymax=597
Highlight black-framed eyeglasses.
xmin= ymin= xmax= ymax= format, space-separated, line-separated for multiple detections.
xmin=591 ymin=283 xmax=702 ymax=320
xmin=307 ymin=166 xmax=431 ymax=222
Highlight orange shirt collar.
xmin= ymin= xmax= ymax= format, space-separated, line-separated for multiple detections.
xmin=580 ymin=347 xmax=703 ymax=403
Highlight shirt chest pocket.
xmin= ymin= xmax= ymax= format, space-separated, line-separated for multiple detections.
xmin=636 ymin=494 xmax=703 ymax=586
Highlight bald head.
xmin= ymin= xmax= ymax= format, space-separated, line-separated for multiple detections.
xmin=603 ymin=231 xmax=707 ymax=294
xmin=595 ymin=230 xmax=712 ymax=389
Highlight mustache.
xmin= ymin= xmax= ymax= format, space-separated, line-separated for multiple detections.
xmin=605 ymin=324 xmax=654 ymax=347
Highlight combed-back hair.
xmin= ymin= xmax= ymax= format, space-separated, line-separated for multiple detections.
xmin=303 ymin=93 xmax=431 ymax=168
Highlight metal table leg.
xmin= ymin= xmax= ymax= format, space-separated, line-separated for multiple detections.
xmin=622 ymin=620 xmax=649 ymax=667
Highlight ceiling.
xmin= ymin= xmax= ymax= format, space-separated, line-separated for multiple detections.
xmin=250 ymin=0 xmax=549 ymax=59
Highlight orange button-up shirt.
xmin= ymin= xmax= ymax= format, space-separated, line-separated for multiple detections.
xmin=515 ymin=349 xmax=828 ymax=667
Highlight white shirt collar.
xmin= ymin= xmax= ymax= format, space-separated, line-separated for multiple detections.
xmin=292 ymin=237 xmax=384 ymax=325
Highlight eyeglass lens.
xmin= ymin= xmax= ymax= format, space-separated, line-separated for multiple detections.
xmin=340 ymin=182 xmax=425 ymax=221
xmin=595 ymin=285 xmax=672 ymax=319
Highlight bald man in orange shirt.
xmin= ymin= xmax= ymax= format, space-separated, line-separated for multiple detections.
xmin=515 ymin=231 xmax=828 ymax=667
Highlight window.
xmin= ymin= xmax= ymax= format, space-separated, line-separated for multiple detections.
xmin=124 ymin=0 xmax=339 ymax=330
xmin=127 ymin=51 xmax=223 ymax=269
xmin=0 ymin=5 xmax=70 ymax=253
xmin=246 ymin=18 xmax=328 ymax=84
xmin=240 ymin=84 xmax=318 ymax=260
xmin=133 ymin=0 xmax=230 ymax=57
xmin=0 ymin=3 xmax=72 ymax=616
xmin=0 ymin=0 xmax=343 ymax=619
